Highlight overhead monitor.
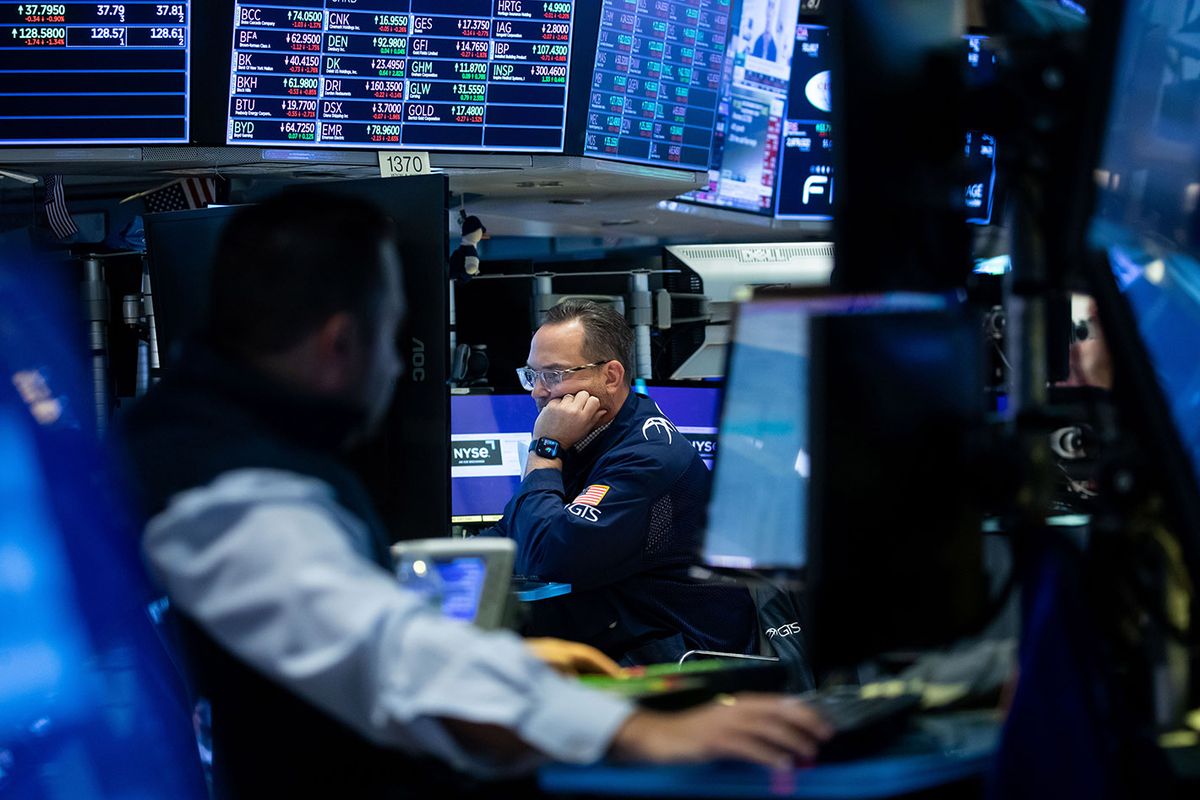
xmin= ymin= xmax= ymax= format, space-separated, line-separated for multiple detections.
xmin=772 ymin=20 xmax=832 ymax=219
xmin=683 ymin=2 xmax=816 ymax=215
xmin=774 ymin=32 xmax=998 ymax=223
xmin=0 ymin=0 xmax=190 ymax=144
xmin=451 ymin=384 xmax=721 ymax=523
xmin=226 ymin=0 xmax=580 ymax=149
xmin=582 ymin=0 xmax=733 ymax=169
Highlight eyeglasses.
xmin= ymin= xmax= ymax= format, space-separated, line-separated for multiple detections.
xmin=515 ymin=361 xmax=609 ymax=391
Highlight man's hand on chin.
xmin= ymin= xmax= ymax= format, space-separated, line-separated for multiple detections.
xmin=532 ymin=391 xmax=608 ymax=450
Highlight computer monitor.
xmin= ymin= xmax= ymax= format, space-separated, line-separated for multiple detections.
xmin=703 ymin=293 xmax=949 ymax=570
xmin=683 ymin=25 xmax=998 ymax=221
xmin=640 ymin=383 xmax=722 ymax=469
xmin=146 ymin=177 xmax=451 ymax=542
xmin=703 ymin=293 xmax=987 ymax=670
xmin=1084 ymin=0 xmax=1200 ymax=568
xmin=964 ymin=129 xmax=998 ymax=225
xmin=450 ymin=393 xmax=537 ymax=523
xmin=225 ymin=0 xmax=583 ymax=150
xmin=390 ymin=538 xmax=516 ymax=629
xmin=143 ymin=206 xmax=242 ymax=365
xmin=772 ymin=20 xmax=832 ymax=220
xmin=582 ymin=0 xmax=734 ymax=169
xmin=451 ymin=383 xmax=723 ymax=522
xmin=684 ymin=0 xmax=812 ymax=215
xmin=0 ymin=1 xmax=190 ymax=144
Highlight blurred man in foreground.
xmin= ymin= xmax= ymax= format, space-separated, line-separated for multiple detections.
xmin=117 ymin=188 xmax=830 ymax=798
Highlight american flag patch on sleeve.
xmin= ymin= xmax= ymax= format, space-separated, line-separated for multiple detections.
xmin=572 ymin=485 xmax=610 ymax=507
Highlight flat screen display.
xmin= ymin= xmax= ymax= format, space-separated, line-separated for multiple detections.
xmin=687 ymin=4 xmax=814 ymax=215
xmin=0 ymin=0 xmax=190 ymax=144
xmin=772 ymin=20 xmax=831 ymax=219
xmin=582 ymin=0 xmax=733 ymax=169
xmin=1089 ymin=0 xmax=1200 ymax=498
xmin=434 ymin=556 xmax=487 ymax=621
xmin=226 ymin=0 xmax=579 ymax=150
xmin=964 ymin=129 xmax=997 ymax=225
xmin=703 ymin=294 xmax=947 ymax=570
xmin=774 ymin=32 xmax=997 ymax=222
xmin=451 ymin=385 xmax=722 ymax=522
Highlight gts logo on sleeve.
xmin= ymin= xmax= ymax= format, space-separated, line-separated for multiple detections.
xmin=565 ymin=503 xmax=602 ymax=523
xmin=765 ymin=622 xmax=803 ymax=639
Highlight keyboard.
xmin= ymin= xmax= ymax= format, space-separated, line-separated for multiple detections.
xmin=583 ymin=661 xmax=922 ymax=759
xmin=800 ymin=686 xmax=924 ymax=762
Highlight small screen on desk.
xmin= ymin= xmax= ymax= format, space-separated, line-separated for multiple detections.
xmin=225 ymin=0 xmax=580 ymax=150
xmin=434 ymin=556 xmax=487 ymax=622
xmin=0 ymin=0 xmax=190 ymax=144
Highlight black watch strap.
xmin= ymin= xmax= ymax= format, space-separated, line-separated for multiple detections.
xmin=530 ymin=437 xmax=562 ymax=459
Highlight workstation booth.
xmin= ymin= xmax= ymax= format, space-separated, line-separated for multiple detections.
xmin=4 ymin=0 xmax=1200 ymax=798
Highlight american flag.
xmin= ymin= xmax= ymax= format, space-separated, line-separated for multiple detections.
xmin=572 ymin=485 xmax=610 ymax=507
xmin=43 ymin=174 xmax=78 ymax=239
xmin=143 ymin=177 xmax=219 ymax=214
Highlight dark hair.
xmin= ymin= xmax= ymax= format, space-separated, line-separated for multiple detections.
xmin=207 ymin=187 xmax=398 ymax=357
xmin=542 ymin=299 xmax=634 ymax=385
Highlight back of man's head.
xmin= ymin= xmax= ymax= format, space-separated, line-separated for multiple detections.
xmin=542 ymin=299 xmax=635 ymax=385
xmin=207 ymin=188 xmax=397 ymax=359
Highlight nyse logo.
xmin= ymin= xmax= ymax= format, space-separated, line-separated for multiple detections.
xmin=802 ymin=175 xmax=829 ymax=205
xmin=451 ymin=439 xmax=502 ymax=467
xmin=765 ymin=622 xmax=803 ymax=638
xmin=687 ymin=433 xmax=718 ymax=457
xmin=565 ymin=502 xmax=602 ymax=523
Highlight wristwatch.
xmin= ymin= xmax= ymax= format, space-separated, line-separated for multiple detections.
xmin=529 ymin=437 xmax=562 ymax=459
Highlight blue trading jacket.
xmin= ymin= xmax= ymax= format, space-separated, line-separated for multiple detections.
xmin=489 ymin=391 xmax=757 ymax=664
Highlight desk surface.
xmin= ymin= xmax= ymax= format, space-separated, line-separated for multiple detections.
xmin=540 ymin=711 xmax=1000 ymax=799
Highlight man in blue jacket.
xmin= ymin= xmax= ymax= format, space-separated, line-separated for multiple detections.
xmin=489 ymin=300 xmax=758 ymax=664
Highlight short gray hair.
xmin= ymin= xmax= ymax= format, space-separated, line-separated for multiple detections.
xmin=542 ymin=299 xmax=634 ymax=385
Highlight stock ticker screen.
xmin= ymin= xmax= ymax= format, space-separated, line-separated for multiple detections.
xmin=583 ymin=0 xmax=733 ymax=170
xmin=0 ymin=0 xmax=190 ymax=144
xmin=226 ymin=0 xmax=578 ymax=150
xmin=687 ymin=0 xmax=807 ymax=215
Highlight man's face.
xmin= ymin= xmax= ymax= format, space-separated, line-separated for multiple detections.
xmin=526 ymin=320 xmax=614 ymax=413
xmin=353 ymin=244 xmax=406 ymax=435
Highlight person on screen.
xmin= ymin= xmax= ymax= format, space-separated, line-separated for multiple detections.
xmin=117 ymin=190 xmax=831 ymax=798
xmin=485 ymin=300 xmax=760 ymax=666
xmin=751 ymin=0 xmax=782 ymax=62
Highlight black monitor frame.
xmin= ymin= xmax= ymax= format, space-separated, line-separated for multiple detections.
xmin=1062 ymin=0 xmax=1200 ymax=580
